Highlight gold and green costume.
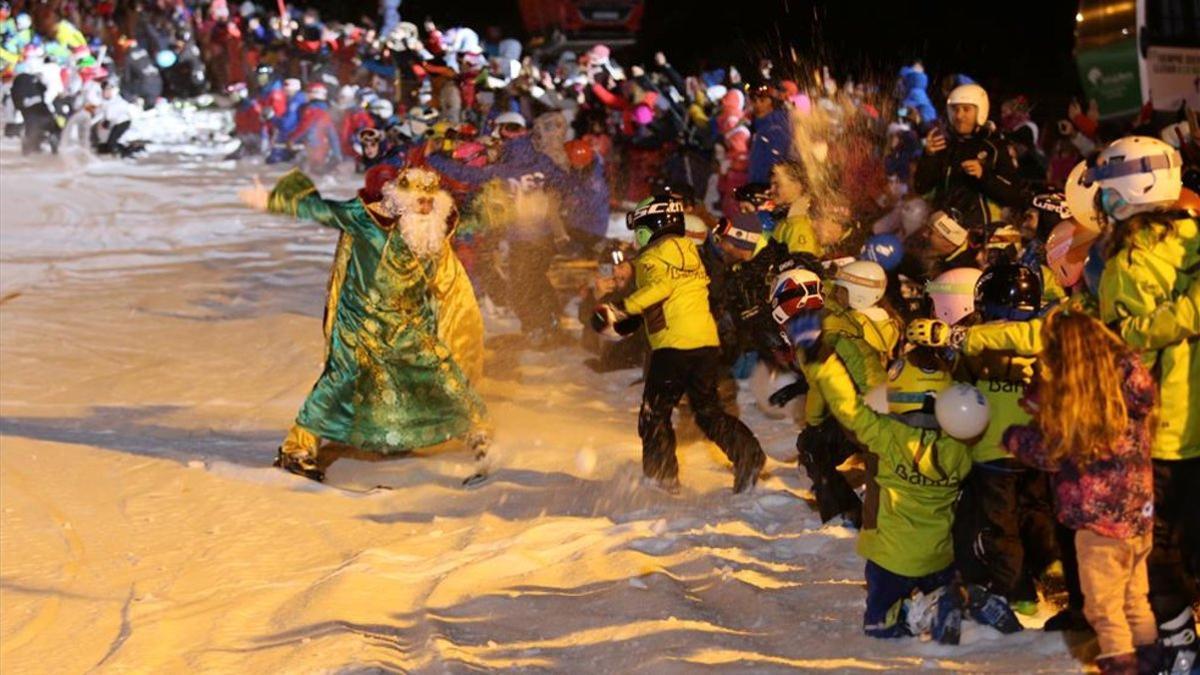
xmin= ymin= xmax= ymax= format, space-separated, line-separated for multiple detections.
xmin=271 ymin=170 xmax=486 ymax=455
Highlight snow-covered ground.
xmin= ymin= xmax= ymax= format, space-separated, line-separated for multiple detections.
xmin=0 ymin=112 xmax=1088 ymax=673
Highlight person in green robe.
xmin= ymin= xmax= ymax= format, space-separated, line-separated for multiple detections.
xmin=240 ymin=167 xmax=488 ymax=481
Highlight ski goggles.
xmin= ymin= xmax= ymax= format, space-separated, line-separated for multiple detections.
xmin=924 ymin=280 xmax=976 ymax=295
xmin=930 ymin=210 xmax=968 ymax=247
xmin=714 ymin=218 xmax=761 ymax=251
xmin=770 ymin=281 xmax=824 ymax=324
xmin=1083 ymin=150 xmax=1182 ymax=184
xmin=835 ymin=269 xmax=886 ymax=290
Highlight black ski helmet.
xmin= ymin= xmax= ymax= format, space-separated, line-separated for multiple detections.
xmin=648 ymin=177 xmax=697 ymax=207
xmin=975 ymin=263 xmax=1042 ymax=321
xmin=626 ymin=193 xmax=686 ymax=245
xmin=1030 ymin=192 xmax=1071 ymax=241
xmin=734 ymin=182 xmax=772 ymax=208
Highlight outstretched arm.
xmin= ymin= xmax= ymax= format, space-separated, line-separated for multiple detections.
xmin=239 ymin=171 xmax=372 ymax=237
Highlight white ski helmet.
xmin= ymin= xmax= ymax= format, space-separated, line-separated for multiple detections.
xmin=834 ymin=260 xmax=887 ymax=311
xmin=926 ymin=267 xmax=983 ymax=325
xmin=1088 ymin=136 xmax=1183 ymax=221
xmin=368 ymin=98 xmax=394 ymax=120
xmin=494 ymin=111 xmax=527 ymax=128
xmin=935 ymin=383 xmax=991 ymax=440
xmin=1064 ymin=161 xmax=1103 ymax=232
xmin=946 ymin=83 xmax=989 ymax=128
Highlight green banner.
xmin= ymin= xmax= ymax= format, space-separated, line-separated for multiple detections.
xmin=1076 ymin=38 xmax=1142 ymax=118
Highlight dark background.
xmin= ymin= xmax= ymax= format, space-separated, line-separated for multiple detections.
xmin=317 ymin=1 xmax=1084 ymax=107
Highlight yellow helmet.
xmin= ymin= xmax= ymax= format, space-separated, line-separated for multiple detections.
xmin=886 ymin=356 xmax=952 ymax=414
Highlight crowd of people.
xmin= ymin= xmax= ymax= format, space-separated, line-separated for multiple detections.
xmin=590 ymin=107 xmax=1197 ymax=672
xmin=5 ymin=1 xmax=1199 ymax=673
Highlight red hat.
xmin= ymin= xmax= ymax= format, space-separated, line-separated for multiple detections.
xmin=359 ymin=164 xmax=400 ymax=203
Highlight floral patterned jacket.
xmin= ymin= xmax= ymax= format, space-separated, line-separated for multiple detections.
xmin=1002 ymin=354 xmax=1156 ymax=539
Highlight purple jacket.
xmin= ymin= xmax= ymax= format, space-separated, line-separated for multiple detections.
xmin=1003 ymin=354 xmax=1156 ymax=539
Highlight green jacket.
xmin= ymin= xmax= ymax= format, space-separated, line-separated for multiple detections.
xmin=623 ymin=235 xmax=719 ymax=351
xmin=1100 ymin=217 xmax=1200 ymax=461
xmin=963 ymin=319 xmax=1044 ymax=357
xmin=971 ymin=377 xmax=1031 ymax=464
xmin=955 ymin=317 xmax=1041 ymax=464
xmin=806 ymin=352 xmax=973 ymax=578
xmin=802 ymin=300 xmax=896 ymax=426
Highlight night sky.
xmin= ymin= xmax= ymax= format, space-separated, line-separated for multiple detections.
xmin=320 ymin=1 xmax=1083 ymax=109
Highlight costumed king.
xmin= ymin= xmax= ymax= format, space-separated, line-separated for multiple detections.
xmin=240 ymin=167 xmax=490 ymax=485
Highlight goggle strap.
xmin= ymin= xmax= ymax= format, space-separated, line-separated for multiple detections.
xmin=1085 ymin=150 xmax=1182 ymax=183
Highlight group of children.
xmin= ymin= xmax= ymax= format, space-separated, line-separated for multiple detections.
xmin=589 ymin=89 xmax=1197 ymax=673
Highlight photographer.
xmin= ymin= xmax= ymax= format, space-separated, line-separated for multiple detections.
xmin=913 ymin=84 xmax=1026 ymax=231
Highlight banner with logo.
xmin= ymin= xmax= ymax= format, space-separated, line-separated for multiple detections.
xmin=1076 ymin=37 xmax=1143 ymax=118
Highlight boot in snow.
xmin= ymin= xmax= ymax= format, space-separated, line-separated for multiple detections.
xmin=461 ymin=430 xmax=492 ymax=487
xmin=1043 ymin=607 xmax=1090 ymax=632
xmin=931 ymin=579 xmax=964 ymax=645
xmin=274 ymin=447 xmax=325 ymax=482
xmin=733 ymin=447 xmax=765 ymax=494
xmin=965 ymin=584 xmax=1024 ymax=634
xmin=642 ymin=474 xmax=682 ymax=495
xmin=904 ymin=586 xmax=946 ymax=638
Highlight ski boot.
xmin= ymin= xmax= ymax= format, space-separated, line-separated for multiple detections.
xmin=904 ymin=587 xmax=945 ymax=638
xmin=274 ymin=446 xmax=325 ymax=482
xmin=931 ymin=578 xmax=965 ymax=645
xmin=1159 ymin=607 xmax=1197 ymax=674
xmin=965 ymin=584 xmax=1024 ymax=634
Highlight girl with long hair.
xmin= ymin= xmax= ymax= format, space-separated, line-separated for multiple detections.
xmin=1003 ymin=306 xmax=1160 ymax=675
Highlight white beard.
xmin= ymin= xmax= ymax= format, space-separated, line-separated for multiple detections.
xmin=396 ymin=191 xmax=454 ymax=259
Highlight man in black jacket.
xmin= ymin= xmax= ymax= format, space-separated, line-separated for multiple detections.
xmin=10 ymin=71 xmax=59 ymax=155
xmin=913 ymin=83 xmax=1026 ymax=231
xmin=120 ymin=40 xmax=164 ymax=109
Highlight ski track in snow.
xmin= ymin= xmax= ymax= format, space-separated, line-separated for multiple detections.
xmin=0 ymin=110 xmax=1089 ymax=673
